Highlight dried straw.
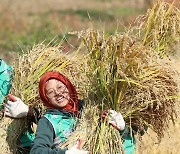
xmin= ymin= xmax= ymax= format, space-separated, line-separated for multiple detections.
xmin=77 ymin=27 xmax=179 ymax=138
xmin=64 ymin=13 xmax=179 ymax=151
xmin=60 ymin=2 xmax=180 ymax=153
xmin=134 ymin=0 xmax=180 ymax=57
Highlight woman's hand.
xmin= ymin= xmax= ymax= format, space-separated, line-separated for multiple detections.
xmin=4 ymin=94 xmax=29 ymax=118
xmin=109 ymin=110 xmax=125 ymax=131
xmin=102 ymin=109 xmax=125 ymax=131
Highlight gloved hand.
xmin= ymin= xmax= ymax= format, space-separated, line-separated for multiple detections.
xmin=109 ymin=110 xmax=125 ymax=131
xmin=102 ymin=109 xmax=125 ymax=131
xmin=4 ymin=94 xmax=29 ymax=118
xmin=65 ymin=140 xmax=88 ymax=154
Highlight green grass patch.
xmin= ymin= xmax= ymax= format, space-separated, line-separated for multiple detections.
xmin=52 ymin=9 xmax=115 ymax=21
xmin=0 ymin=7 xmax=145 ymax=54
xmin=0 ymin=16 xmax=64 ymax=53
xmin=114 ymin=7 xmax=145 ymax=16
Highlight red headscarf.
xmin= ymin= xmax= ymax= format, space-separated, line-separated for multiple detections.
xmin=39 ymin=71 xmax=78 ymax=116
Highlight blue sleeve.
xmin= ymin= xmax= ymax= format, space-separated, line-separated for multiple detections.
xmin=30 ymin=117 xmax=67 ymax=154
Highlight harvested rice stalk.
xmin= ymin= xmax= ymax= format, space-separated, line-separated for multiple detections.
xmin=0 ymin=43 xmax=86 ymax=154
xmin=60 ymin=102 xmax=124 ymax=154
xmin=64 ymin=27 xmax=179 ymax=153
xmin=76 ymin=28 xmax=179 ymax=141
xmin=60 ymin=103 xmax=100 ymax=151
xmin=135 ymin=0 xmax=180 ymax=57
xmin=63 ymin=25 xmax=179 ymax=153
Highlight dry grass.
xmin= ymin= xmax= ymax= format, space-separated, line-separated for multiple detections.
xmin=62 ymin=2 xmax=180 ymax=152
xmin=136 ymin=58 xmax=180 ymax=154
xmin=76 ymin=28 xmax=179 ymax=136
xmin=134 ymin=0 xmax=180 ymax=57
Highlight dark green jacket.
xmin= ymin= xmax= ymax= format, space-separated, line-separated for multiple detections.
xmin=30 ymin=100 xmax=84 ymax=154
xmin=30 ymin=109 xmax=68 ymax=154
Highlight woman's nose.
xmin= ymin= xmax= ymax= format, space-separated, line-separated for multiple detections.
xmin=54 ymin=89 xmax=60 ymax=95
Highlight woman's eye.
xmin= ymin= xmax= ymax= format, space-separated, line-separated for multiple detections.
xmin=57 ymin=85 xmax=62 ymax=90
xmin=47 ymin=90 xmax=53 ymax=95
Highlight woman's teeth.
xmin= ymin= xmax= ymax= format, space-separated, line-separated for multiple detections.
xmin=57 ymin=96 xmax=64 ymax=102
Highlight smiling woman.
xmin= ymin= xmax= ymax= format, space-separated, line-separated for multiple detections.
xmin=0 ymin=42 xmax=89 ymax=154
xmin=45 ymin=79 xmax=70 ymax=108
xmin=29 ymin=71 xmax=88 ymax=154
xmin=38 ymin=71 xmax=79 ymax=115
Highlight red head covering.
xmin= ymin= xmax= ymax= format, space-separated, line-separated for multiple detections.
xmin=39 ymin=71 xmax=78 ymax=116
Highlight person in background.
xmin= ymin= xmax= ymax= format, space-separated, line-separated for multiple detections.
xmin=0 ymin=59 xmax=13 ymax=111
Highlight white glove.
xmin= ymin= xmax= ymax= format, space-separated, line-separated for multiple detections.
xmin=65 ymin=143 xmax=89 ymax=154
xmin=109 ymin=110 xmax=125 ymax=131
xmin=4 ymin=95 xmax=29 ymax=118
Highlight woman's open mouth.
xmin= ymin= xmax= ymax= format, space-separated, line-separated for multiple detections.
xmin=56 ymin=96 xmax=64 ymax=103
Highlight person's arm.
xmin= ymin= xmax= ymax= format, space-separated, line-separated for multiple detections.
xmin=30 ymin=117 xmax=67 ymax=154
xmin=31 ymin=117 xmax=89 ymax=154
xmin=119 ymin=126 xmax=131 ymax=140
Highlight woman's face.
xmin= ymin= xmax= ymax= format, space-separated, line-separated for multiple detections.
xmin=45 ymin=79 xmax=70 ymax=108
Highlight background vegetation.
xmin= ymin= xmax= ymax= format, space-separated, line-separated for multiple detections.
xmin=0 ymin=0 xmax=149 ymax=62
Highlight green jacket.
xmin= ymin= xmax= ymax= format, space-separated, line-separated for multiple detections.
xmin=30 ymin=100 xmax=84 ymax=154
xmin=44 ymin=110 xmax=77 ymax=147
xmin=30 ymin=109 xmax=73 ymax=154
xmin=28 ymin=99 xmax=144 ymax=154
xmin=30 ymin=110 xmax=137 ymax=154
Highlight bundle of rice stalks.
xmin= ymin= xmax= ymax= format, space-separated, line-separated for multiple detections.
xmin=0 ymin=43 xmax=86 ymax=154
xmin=60 ymin=102 xmax=124 ymax=154
xmin=65 ymin=27 xmax=179 ymax=153
xmin=63 ymin=4 xmax=180 ymax=151
xmin=134 ymin=0 xmax=180 ymax=57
